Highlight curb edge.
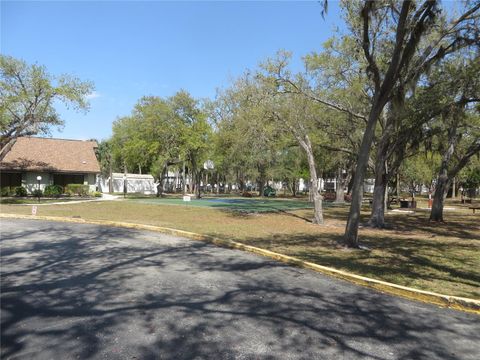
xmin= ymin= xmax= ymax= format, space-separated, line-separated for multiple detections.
xmin=1 ymin=213 xmax=479 ymax=315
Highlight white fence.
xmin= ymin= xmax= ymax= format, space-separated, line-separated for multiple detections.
xmin=98 ymin=173 xmax=157 ymax=194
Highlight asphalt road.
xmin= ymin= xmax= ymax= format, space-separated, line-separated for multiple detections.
xmin=1 ymin=219 xmax=479 ymax=360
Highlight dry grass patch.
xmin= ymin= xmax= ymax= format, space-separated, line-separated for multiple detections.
xmin=1 ymin=200 xmax=478 ymax=298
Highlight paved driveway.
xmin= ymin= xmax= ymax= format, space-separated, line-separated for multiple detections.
xmin=1 ymin=219 xmax=479 ymax=359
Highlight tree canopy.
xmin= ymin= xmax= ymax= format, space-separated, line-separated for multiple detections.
xmin=0 ymin=55 xmax=94 ymax=150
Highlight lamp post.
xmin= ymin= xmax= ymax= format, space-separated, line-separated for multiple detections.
xmin=123 ymin=174 xmax=127 ymax=199
xmin=36 ymin=175 xmax=42 ymax=203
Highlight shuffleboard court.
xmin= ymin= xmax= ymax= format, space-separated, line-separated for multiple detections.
xmin=128 ymin=197 xmax=317 ymax=212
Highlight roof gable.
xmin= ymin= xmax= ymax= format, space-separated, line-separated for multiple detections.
xmin=0 ymin=137 xmax=101 ymax=173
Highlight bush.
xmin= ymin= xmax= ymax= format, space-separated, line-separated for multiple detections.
xmin=92 ymin=191 xmax=102 ymax=198
xmin=44 ymin=184 xmax=63 ymax=197
xmin=323 ymin=192 xmax=336 ymax=201
xmin=15 ymin=186 xmax=28 ymax=197
xmin=1 ymin=187 xmax=12 ymax=197
xmin=32 ymin=189 xmax=43 ymax=198
xmin=65 ymin=184 xmax=89 ymax=197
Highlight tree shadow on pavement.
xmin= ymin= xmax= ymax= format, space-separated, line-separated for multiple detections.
xmin=1 ymin=220 xmax=479 ymax=359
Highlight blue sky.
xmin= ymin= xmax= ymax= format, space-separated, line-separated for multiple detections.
xmin=2 ymin=1 xmax=344 ymax=141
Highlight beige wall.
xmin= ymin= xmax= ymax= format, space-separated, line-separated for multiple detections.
xmin=22 ymin=172 xmax=98 ymax=194
xmin=84 ymin=173 xmax=97 ymax=192
xmin=24 ymin=172 xmax=52 ymax=193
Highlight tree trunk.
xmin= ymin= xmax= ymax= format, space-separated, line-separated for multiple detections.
xmin=344 ymin=101 xmax=385 ymax=247
xmin=182 ymin=162 xmax=186 ymax=194
xmin=108 ymin=159 xmax=113 ymax=194
xmin=156 ymin=162 xmax=167 ymax=197
xmin=396 ymin=172 xmax=400 ymax=196
xmin=430 ymin=175 xmax=450 ymax=221
xmin=163 ymin=165 xmax=168 ymax=193
xmin=347 ymin=169 xmax=355 ymax=194
xmin=292 ymin=178 xmax=297 ymax=197
xmin=173 ymin=169 xmax=179 ymax=193
xmin=258 ymin=173 xmax=265 ymax=197
xmin=257 ymin=165 xmax=267 ymax=197
xmin=310 ymin=178 xmax=323 ymax=224
xmin=335 ymin=168 xmax=345 ymax=203
xmin=369 ymin=157 xmax=388 ymax=228
xmin=451 ymin=177 xmax=456 ymax=198
xmin=430 ymin=120 xmax=458 ymax=221
xmin=195 ymin=169 xmax=202 ymax=199
xmin=298 ymin=134 xmax=323 ymax=224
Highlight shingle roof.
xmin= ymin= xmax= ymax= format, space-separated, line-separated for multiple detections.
xmin=0 ymin=137 xmax=100 ymax=173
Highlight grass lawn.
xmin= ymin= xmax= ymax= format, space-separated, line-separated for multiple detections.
xmin=1 ymin=197 xmax=479 ymax=299
xmin=0 ymin=197 xmax=97 ymax=205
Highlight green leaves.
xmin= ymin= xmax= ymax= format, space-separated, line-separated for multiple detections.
xmin=109 ymin=91 xmax=212 ymax=177
xmin=0 ymin=55 xmax=94 ymax=148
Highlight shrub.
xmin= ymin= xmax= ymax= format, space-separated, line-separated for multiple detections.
xmin=15 ymin=186 xmax=28 ymax=197
xmin=44 ymin=184 xmax=63 ymax=197
xmin=65 ymin=184 xmax=89 ymax=197
xmin=322 ymin=192 xmax=336 ymax=201
xmin=1 ymin=187 xmax=12 ymax=197
xmin=32 ymin=189 xmax=43 ymax=198
xmin=92 ymin=191 xmax=102 ymax=198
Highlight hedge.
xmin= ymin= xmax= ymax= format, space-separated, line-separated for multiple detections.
xmin=65 ymin=184 xmax=90 ymax=197
xmin=44 ymin=184 xmax=63 ymax=197
xmin=15 ymin=186 xmax=28 ymax=197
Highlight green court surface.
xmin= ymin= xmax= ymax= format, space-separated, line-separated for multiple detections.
xmin=128 ymin=197 xmax=315 ymax=212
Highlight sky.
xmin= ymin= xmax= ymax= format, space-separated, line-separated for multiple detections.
xmin=1 ymin=0 xmax=345 ymax=141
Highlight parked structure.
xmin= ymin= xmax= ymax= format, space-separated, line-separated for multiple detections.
xmin=98 ymin=173 xmax=156 ymax=194
xmin=0 ymin=137 xmax=100 ymax=193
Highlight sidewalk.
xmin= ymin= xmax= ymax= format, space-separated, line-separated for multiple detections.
xmin=18 ymin=193 xmax=121 ymax=206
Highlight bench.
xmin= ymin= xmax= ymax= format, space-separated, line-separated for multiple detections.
xmin=469 ymin=206 xmax=480 ymax=214
xmin=400 ymin=200 xmax=417 ymax=209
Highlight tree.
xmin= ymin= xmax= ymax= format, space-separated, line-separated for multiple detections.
xmin=364 ymin=0 xmax=480 ymax=228
xmin=341 ymin=0 xmax=479 ymax=246
xmin=428 ymin=57 xmax=480 ymax=220
xmin=170 ymin=90 xmax=212 ymax=198
xmin=271 ymin=94 xmax=329 ymax=223
xmin=459 ymin=160 xmax=480 ymax=198
xmin=399 ymin=152 xmax=440 ymax=194
xmin=110 ymin=95 xmax=182 ymax=196
xmin=0 ymin=55 xmax=94 ymax=150
xmin=95 ymin=140 xmax=114 ymax=193
xmin=262 ymin=47 xmax=368 ymax=224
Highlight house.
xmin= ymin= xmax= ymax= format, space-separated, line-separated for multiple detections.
xmin=0 ymin=137 xmax=100 ymax=193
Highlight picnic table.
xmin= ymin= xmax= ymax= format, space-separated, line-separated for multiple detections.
xmin=399 ymin=199 xmax=417 ymax=209
xmin=469 ymin=206 xmax=480 ymax=214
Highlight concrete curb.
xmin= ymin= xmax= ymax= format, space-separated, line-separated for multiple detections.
xmin=2 ymin=213 xmax=479 ymax=315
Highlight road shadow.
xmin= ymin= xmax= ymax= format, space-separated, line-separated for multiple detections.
xmin=1 ymin=220 xmax=479 ymax=359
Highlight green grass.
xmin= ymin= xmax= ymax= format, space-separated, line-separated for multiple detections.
xmin=0 ymin=197 xmax=94 ymax=205
xmin=1 ymin=197 xmax=479 ymax=298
